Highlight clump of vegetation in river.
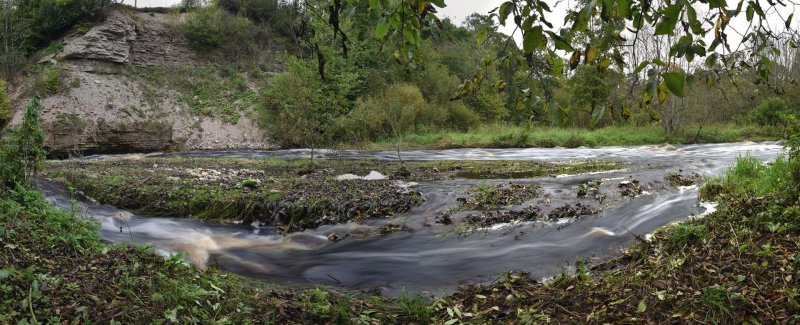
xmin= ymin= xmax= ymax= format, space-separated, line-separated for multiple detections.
xmin=47 ymin=158 xmax=424 ymax=232
xmin=459 ymin=183 xmax=542 ymax=210
xmin=44 ymin=157 xmax=619 ymax=231
xmin=432 ymin=154 xmax=800 ymax=324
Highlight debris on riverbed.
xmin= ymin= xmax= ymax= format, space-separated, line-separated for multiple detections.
xmin=618 ymin=180 xmax=645 ymax=197
xmin=665 ymin=171 xmax=704 ymax=187
xmin=546 ymin=203 xmax=601 ymax=220
xmin=377 ymin=222 xmax=409 ymax=234
xmin=462 ymin=205 xmax=544 ymax=228
xmin=577 ymin=179 xmax=608 ymax=203
xmin=459 ymin=202 xmax=600 ymax=230
xmin=459 ymin=183 xmax=542 ymax=210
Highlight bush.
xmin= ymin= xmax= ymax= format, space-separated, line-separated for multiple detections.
xmin=752 ymin=97 xmax=797 ymax=130
xmin=463 ymin=91 xmax=509 ymax=123
xmin=261 ymin=57 xmax=360 ymax=147
xmin=217 ymin=0 xmax=298 ymax=37
xmin=182 ymin=6 xmax=257 ymax=52
xmin=42 ymin=67 xmax=61 ymax=94
xmin=261 ymin=57 xmax=335 ymax=146
xmin=330 ymin=83 xmax=481 ymax=143
xmin=0 ymin=80 xmax=11 ymax=129
xmin=0 ymin=95 xmax=45 ymax=188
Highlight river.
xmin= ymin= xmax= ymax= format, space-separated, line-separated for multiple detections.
xmin=39 ymin=141 xmax=784 ymax=295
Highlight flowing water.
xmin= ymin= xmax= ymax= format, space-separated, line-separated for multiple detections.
xmin=40 ymin=142 xmax=784 ymax=295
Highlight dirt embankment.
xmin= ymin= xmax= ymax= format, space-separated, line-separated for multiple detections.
xmin=7 ymin=8 xmax=277 ymax=157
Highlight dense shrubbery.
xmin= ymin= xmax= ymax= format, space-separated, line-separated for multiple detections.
xmin=331 ymin=83 xmax=479 ymax=143
xmin=753 ymin=97 xmax=798 ymax=130
xmin=217 ymin=0 xmax=300 ymax=37
xmin=260 ymin=56 xmax=361 ymax=147
xmin=0 ymin=95 xmax=45 ymax=190
xmin=181 ymin=6 xmax=257 ymax=53
xmin=0 ymin=0 xmax=110 ymax=78
xmin=0 ymin=81 xmax=11 ymax=129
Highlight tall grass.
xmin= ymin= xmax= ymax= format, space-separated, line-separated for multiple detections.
xmin=701 ymin=154 xmax=798 ymax=200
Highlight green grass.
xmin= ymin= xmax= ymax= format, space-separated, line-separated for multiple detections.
xmin=136 ymin=65 xmax=259 ymax=124
xmin=701 ymin=154 xmax=798 ymax=200
xmin=350 ymin=124 xmax=779 ymax=150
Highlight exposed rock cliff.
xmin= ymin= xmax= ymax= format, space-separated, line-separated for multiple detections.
xmin=9 ymin=8 xmax=275 ymax=157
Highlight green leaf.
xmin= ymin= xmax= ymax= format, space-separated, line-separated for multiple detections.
xmin=663 ymin=72 xmax=687 ymax=97
xmin=752 ymin=1 xmax=765 ymax=16
xmin=590 ymin=105 xmax=606 ymax=128
xmin=686 ymin=6 xmax=703 ymax=34
xmin=430 ymin=0 xmax=446 ymax=8
xmin=599 ymin=57 xmax=611 ymax=70
xmin=547 ymin=31 xmax=575 ymax=52
xmin=787 ymin=13 xmax=794 ymax=29
xmin=374 ymin=22 xmax=389 ymax=39
xmin=618 ymin=0 xmax=631 ymax=18
xmin=746 ymin=4 xmax=754 ymax=21
xmin=499 ymin=1 xmax=514 ymax=25
xmin=551 ymin=54 xmax=565 ymax=76
xmin=637 ymin=300 xmax=647 ymax=313
xmin=708 ymin=0 xmax=727 ymax=9
xmin=585 ymin=45 xmax=597 ymax=63
xmin=403 ymin=28 xmax=420 ymax=45
xmin=655 ymin=4 xmax=681 ymax=35
xmin=634 ymin=61 xmax=650 ymax=73
xmin=548 ymin=100 xmax=561 ymax=126
xmin=523 ymin=26 xmax=545 ymax=53
xmin=569 ymin=50 xmax=581 ymax=70
xmin=476 ymin=26 xmax=489 ymax=45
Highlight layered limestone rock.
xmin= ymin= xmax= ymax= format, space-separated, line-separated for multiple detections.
xmin=45 ymin=119 xmax=174 ymax=157
xmin=60 ymin=10 xmax=137 ymax=64
xmin=7 ymin=8 xmax=274 ymax=157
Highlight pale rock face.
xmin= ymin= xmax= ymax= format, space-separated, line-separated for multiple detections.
xmin=60 ymin=11 xmax=137 ymax=64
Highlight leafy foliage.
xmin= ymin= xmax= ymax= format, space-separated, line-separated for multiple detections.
xmin=0 ymin=95 xmax=45 ymax=188
xmin=181 ymin=5 xmax=257 ymax=53
xmin=0 ymin=0 xmax=111 ymax=78
xmin=0 ymin=80 xmax=11 ymax=129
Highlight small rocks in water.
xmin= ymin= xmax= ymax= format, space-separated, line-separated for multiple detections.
xmin=435 ymin=214 xmax=453 ymax=225
xmin=377 ymin=222 xmax=406 ymax=234
xmin=363 ymin=171 xmax=387 ymax=180
xmin=335 ymin=171 xmax=386 ymax=181
xmin=327 ymin=233 xmax=340 ymax=242
xmin=394 ymin=167 xmax=411 ymax=178
xmin=577 ymin=180 xmax=603 ymax=198
xmin=665 ymin=172 xmax=703 ymax=187
xmin=463 ymin=205 xmax=543 ymax=228
xmin=546 ymin=203 xmax=600 ymax=220
xmin=618 ymin=180 xmax=645 ymax=197
xmin=296 ymin=168 xmax=315 ymax=176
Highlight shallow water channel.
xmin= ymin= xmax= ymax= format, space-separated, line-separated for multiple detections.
xmin=40 ymin=142 xmax=783 ymax=295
